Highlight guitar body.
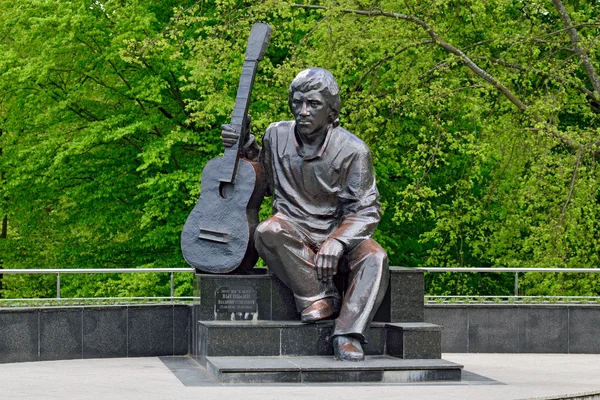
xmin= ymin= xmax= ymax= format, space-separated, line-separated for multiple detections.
xmin=181 ymin=157 xmax=266 ymax=273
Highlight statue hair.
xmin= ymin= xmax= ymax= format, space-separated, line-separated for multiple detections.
xmin=288 ymin=68 xmax=341 ymax=128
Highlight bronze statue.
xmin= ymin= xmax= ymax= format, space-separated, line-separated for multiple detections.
xmin=222 ymin=68 xmax=389 ymax=361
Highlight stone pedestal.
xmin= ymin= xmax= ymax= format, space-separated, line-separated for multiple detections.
xmin=191 ymin=266 xmax=460 ymax=383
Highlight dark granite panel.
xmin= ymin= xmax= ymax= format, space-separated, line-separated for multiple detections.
xmin=468 ymin=306 xmax=519 ymax=353
xmin=192 ymin=276 xmax=201 ymax=358
xmin=518 ymin=306 xmax=568 ymax=353
xmin=363 ymin=324 xmax=386 ymax=355
xmin=389 ymin=268 xmax=424 ymax=322
xmin=0 ymin=310 xmax=39 ymax=363
xmin=218 ymin=371 xmax=301 ymax=384
xmin=191 ymin=303 xmax=199 ymax=358
xmin=301 ymin=370 xmax=384 ymax=383
xmin=385 ymin=325 xmax=403 ymax=358
xmin=372 ymin=278 xmax=391 ymax=322
xmin=424 ymin=306 xmax=468 ymax=353
xmin=208 ymin=356 xmax=301 ymax=383
xmin=270 ymin=272 xmax=300 ymax=320
xmin=82 ymin=308 xmax=127 ymax=359
xmin=382 ymin=368 xmax=461 ymax=382
xmin=281 ymin=324 xmax=331 ymax=356
xmin=569 ymin=307 xmax=600 ymax=354
xmin=197 ymin=323 xmax=208 ymax=366
xmin=198 ymin=273 xmax=272 ymax=321
xmin=174 ymin=305 xmax=190 ymax=355
xmin=202 ymin=325 xmax=280 ymax=357
xmin=128 ymin=305 xmax=173 ymax=357
xmin=193 ymin=273 xmax=201 ymax=299
xmin=40 ymin=309 xmax=83 ymax=361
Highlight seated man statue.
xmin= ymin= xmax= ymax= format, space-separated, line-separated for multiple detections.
xmin=222 ymin=68 xmax=389 ymax=361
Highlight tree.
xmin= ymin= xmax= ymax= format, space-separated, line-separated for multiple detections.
xmin=1 ymin=0 xmax=598 ymax=299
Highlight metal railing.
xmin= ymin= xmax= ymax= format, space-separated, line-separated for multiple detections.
xmin=0 ymin=267 xmax=194 ymax=300
xmin=418 ymin=267 xmax=600 ymax=301
xmin=1 ymin=266 xmax=599 ymax=302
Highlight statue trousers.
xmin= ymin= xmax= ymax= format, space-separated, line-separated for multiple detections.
xmin=254 ymin=214 xmax=389 ymax=343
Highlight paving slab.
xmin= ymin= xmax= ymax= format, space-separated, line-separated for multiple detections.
xmin=0 ymin=354 xmax=599 ymax=400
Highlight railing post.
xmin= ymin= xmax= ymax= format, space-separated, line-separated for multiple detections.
xmin=170 ymin=272 xmax=174 ymax=300
xmin=514 ymin=272 xmax=519 ymax=297
xmin=57 ymin=273 xmax=61 ymax=299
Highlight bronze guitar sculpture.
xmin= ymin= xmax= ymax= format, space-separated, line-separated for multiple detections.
xmin=181 ymin=24 xmax=271 ymax=273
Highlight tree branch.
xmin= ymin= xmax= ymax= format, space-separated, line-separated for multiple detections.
xmin=352 ymin=40 xmax=433 ymax=92
xmin=480 ymin=56 xmax=600 ymax=109
xmin=294 ymin=3 xmax=597 ymax=155
xmin=551 ymin=0 xmax=600 ymax=99
xmin=293 ymin=4 xmax=529 ymax=111
xmin=560 ymin=148 xmax=583 ymax=219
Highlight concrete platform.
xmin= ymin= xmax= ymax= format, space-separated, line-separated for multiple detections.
xmin=1 ymin=353 xmax=600 ymax=399
xmin=206 ymin=355 xmax=462 ymax=383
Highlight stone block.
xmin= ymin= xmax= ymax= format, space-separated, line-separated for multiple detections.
xmin=424 ymin=306 xmax=468 ymax=353
xmin=198 ymin=321 xmax=281 ymax=363
xmin=389 ymin=267 xmax=424 ymax=322
xmin=0 ymin=310 xmax=39 ymax=363
xmin=40 ymin=308 xmax=83 ymax=361
xmin=82 ymin=307 xmax=127 ymax=359
xmin=468 ymin=306 xmax=519 ymax=353
xmin=518 ymin=306 xmax=568 ymax=353
xmin=569 ymin=306 xmax=600 ymax=354
xmin=386 ymin=323 xmax=442 ymax=359
xmin=127 ymin=305 xmax=173 ymax=357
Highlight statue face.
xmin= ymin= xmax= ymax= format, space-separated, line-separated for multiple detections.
xmin=291 ymin=89 xmax=331 ymax=138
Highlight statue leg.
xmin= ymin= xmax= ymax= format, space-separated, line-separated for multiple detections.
xmin=254 ymin=215 xmax=341 ymax=313
xmin=333 ymin=239 xmax=389 ymax=343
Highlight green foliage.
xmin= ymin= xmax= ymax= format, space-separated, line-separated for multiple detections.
xmin=0 ymin=0 xmax=599 ymax=298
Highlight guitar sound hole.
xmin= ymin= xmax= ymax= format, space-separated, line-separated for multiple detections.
xmin=219 ymin=182 xmax=235 ymax=199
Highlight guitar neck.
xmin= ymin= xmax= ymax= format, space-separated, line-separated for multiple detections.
xmin=219 ymin=23 xmax=271 ymax=183
xmin=219 ymin=60 xmax=259 ymax=184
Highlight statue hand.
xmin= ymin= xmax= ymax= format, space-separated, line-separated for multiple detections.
xmin=315 ymin=238 xmax=345 ymax=282
xmin=221 ymin=116 xmax=252 ymax=148
xmin=221 ymin=124 xmax=238 ymax=147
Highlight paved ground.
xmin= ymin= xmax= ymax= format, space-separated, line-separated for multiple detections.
xmin=1 ymin=353 xmax=599 ymax=400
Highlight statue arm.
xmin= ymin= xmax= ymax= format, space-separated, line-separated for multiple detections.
xmin=328 ymin=148 xmax=381 ymax=251
xmin=315 ymin=147 xmax=381 ymax=281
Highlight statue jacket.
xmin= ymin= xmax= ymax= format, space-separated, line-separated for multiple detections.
xmin=251 ymin=121 xmax=381 ymax=251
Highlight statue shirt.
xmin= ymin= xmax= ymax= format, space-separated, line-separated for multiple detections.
xmin=258 ymin=121 xmax=381 ymax=250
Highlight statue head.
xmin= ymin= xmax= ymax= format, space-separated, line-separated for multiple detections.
xmin=288 ymin=68 xmax=341 ymax=128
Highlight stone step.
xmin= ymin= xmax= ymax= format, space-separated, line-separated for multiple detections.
xmin=205 ymin=355 xmax=463 ymax=384
xmin=196 ymin=320 xmax=442 ymax=366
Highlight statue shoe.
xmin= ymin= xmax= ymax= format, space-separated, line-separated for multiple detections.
xmin=300 ymin=298 xmax=335 ymax=323
xmin=333 ymin=335 xmax=365 ymax=362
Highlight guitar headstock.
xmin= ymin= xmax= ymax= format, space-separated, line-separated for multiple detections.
xmin=245 ymin=23 xmax=272 ymax=62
